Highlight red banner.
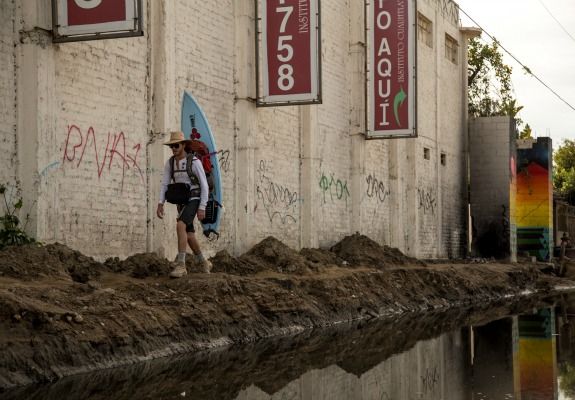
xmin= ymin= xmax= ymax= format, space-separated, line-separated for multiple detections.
xmin=367 ymin=0 xmax=416 ymax=138
xmin=53 ymin=0 xmax=142 ymax=42
xmin=67 ymin=0 xmax=126 ymax=26
xmin=259 ymin=0 xmax=320 ymax=105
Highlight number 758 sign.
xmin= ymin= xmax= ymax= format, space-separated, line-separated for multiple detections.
xmin=257 ymin=0 xmax=322 ymax=106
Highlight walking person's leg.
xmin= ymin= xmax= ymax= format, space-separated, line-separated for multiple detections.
xmin=170 ymin=206 xmax=190 ymax=278
xmin=187 ymin=232 xmax=212 ymax=273
xmin=180 ymin=200 xmax=212 ymax=273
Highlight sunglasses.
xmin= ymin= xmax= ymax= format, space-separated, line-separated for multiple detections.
xmin=168 ymin=143 xmax=181 ymax=149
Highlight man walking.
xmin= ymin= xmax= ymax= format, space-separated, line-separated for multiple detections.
xmin=156 ymin=131 xmax=212 ymax=278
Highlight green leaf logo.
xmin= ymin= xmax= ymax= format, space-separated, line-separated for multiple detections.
xmin=393 ymin=87 xmax=407 ymax=126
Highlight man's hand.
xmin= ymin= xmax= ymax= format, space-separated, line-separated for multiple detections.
xmin=156 ymin=203 xmax=164 ymax=219
xmin=197 ymin=209 xmax=205 ymax=221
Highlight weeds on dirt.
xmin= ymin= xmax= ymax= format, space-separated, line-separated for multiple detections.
xmin=0 ymin=184 xmax=35 ymax=250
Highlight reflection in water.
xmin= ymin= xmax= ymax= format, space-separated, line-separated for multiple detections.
xmin=237 ymin=331 xmax=468 ymax=400
xmin=3 ymin=294 xmax=575 ymax=400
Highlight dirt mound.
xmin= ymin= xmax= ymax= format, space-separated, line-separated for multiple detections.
xmin=0 ymin=243 xmax=101 ymax=282
xmin=210 ymin=250 xmax=259 ymax=276
xmin=330 ymin=233 xmax=425 ymax=268
xmin=299 ymin=248 xmax=343 ymax=267
xmin=240 ymin=236 xmax=314 ymax=275
xmin=104 ymin=253 xmax=174 ymax=278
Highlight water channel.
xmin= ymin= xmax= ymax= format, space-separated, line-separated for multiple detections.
xmin=3 ymin=293 xmax=575 ymax=399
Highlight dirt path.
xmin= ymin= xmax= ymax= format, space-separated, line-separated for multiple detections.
xmin=0 ymin=234 xmax=572 ymax=390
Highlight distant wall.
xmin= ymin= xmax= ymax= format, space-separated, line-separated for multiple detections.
xmin=469 ymin=116 xmax=515 ymax=259
xmin=515 ymin=138 xmax=553 ymax=261
xmin=554 ymin=199 xmax=575 ymax=247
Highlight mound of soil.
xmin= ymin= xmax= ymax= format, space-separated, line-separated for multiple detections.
xmin=0 ymin=243 xmax=101 ymax=282
xmin=239 ymin=236 xmax=314 ymax=275
xmin=299 ymin=248 xmax=343 ymax=267
xmin=210 ymin=250 xmax=259 ymax=276
xmin=0 ymin=234 xmax=571 ymax=390
xmin=104 ymin=253 xmax=174 ymax=279
xmin=330 ymin=233 xmax=425 ymax=268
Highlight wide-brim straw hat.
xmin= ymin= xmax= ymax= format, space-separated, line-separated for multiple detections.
xmin=163 ymin=131 xmax=189 ymax=145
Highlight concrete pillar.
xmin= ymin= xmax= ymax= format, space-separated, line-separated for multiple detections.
xmin=234 ymin=1 xmax=257 ymax=255
xmin=434 ymin=7 xmax=442 ymax=259
xmin=405 ymin=138 xmax=418 ymax=256
xmin=300 ymin=105 xmax=319 ymax=248
xmin=16 ymin=0 xmax=55 ymax=242
xmin=147 ymin=0 xmax=176 ymax=255
xmin=460 ymin=27 xmax=482 ymax=258
xmin=349 ymin=0 xmax=365 ymax=234
xmin=388 ymin=141 xmax=401 ymax=248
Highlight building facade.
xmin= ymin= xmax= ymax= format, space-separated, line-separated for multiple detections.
xmin=1 ymin=0 xmax=472 ymax=260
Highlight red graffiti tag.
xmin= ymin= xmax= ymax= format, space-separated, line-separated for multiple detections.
xmin=62 ymin=125 xmax=144 ymax=191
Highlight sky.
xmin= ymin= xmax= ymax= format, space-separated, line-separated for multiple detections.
xmin=457 ymin=0 xmax=575 ymax=149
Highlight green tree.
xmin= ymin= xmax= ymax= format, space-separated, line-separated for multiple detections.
xmin=554 ymin=139 xmax=575 ymax=205
xmin=468 ymin=37 xmax=518 ymax=119
xmin=519 ymin=123 xmax=533 ymax=139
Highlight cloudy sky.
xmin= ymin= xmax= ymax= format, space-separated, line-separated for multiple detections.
xmin=457 ymin=0 xmax=575 ymax=149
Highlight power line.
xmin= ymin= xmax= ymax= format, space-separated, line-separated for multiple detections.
xmin=537 ymin=0 xmax=575 ymax=44
xmin=458 ymin=5 xmax=575 ymax=113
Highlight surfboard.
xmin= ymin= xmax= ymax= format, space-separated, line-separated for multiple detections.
xmin=181 ymin=92 xmax=222 ymax=239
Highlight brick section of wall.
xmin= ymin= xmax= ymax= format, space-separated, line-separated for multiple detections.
xmin=174 ymin=0 xmax=236 ymax=254
xmin=55 ymin=37 xmax=150 ymax=259
xmin=255 ymin=107 xmax=301 ymax=249
xmin=362 ymin=141 xmax=391 ymax=244
xmin=469 ymin=116 xmax=514 ymax=258
xmin=0 ymin=0 xmax=16 ymax=186
xmin=316 ymin=0 xmax=352 ymax=248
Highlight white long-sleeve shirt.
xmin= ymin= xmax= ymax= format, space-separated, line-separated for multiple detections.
xmin=158 ymin=155 xmax=209 ymax=210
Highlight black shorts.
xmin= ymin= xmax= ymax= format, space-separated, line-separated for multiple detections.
xmin=177 ymin=200 xmax=200 ymax=233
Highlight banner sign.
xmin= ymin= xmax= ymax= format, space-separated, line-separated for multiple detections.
xmin=366 ymin=0 xmax=416 ymax=138
xmin=52 ymin=0 xmax=143 ymax=43
xmin=257 ymin=0 xmax=321 ymax=106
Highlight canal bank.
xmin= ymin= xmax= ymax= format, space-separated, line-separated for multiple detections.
xmin=0 ymin=234 xmax=573 ymax=390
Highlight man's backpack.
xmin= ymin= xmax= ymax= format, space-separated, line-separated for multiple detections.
xmin=170 ymin=152 xmax=214 ymax=192
xmin=186 ymin=139 xmax=213 ymax=175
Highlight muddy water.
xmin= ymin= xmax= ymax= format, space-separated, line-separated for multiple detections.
xmin=2 ymin=294 xmax=575 ymax=400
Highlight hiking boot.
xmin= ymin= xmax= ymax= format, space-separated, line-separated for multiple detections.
xmin=200 ymin=259 xmax=212 ymax=274
xmin=169 ymin=262 xmax=188 ymax=278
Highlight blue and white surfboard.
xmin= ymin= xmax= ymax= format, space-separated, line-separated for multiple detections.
xmin=181 ymin=92 xmax=222 ymax=239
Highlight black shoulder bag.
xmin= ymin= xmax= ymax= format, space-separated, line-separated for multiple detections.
xmin=165 ymin=157 xmax=192 ymax=204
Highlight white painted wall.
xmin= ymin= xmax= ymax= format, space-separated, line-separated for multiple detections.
xmin=1 ymin=0 xmax=469 ymax=260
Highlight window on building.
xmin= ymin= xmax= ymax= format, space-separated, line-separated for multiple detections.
xmin=417 ymin=13 xmax=433 ymax=48
xmin=424 ymin=148 xmax=430 ymax=160
xmin=441 ymin=153 xmax=446 ymax=166
xmin=445 ymin=34 xmax=459 ymax=64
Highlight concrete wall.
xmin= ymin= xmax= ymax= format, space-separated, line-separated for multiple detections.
xmin=0 ymin=0 xmax=16 ymax=188
xmin=469 ymin=116 xmax=515 ymax=259
xmin=1 ymin=0 xmax=470 ymax=260
xmin=554 ymin=199 xmax=575 ymax=247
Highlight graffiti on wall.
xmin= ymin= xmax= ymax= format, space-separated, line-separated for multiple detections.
xmin=217 ymin=149 xmax=231 ymax=174
xmin=62 ymin=125 xmax=144 ymax=191
xmin=421 ymin=366 xmax=440 ymax=394
xmin=256 ymin=160 xmax=298 ymax=225
xmin=515 ymin=138 xmax=552 ymax=261
xmin=366 ymin=173 xmax=391 ymax=204
xmin=319 ymin=172 xmax=350 ymax=205
xmin=417 ymin=187 xmax=437 ymax=216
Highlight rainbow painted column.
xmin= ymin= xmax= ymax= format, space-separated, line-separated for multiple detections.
xmin=515 ymin=138 xmax=553 ymax=261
